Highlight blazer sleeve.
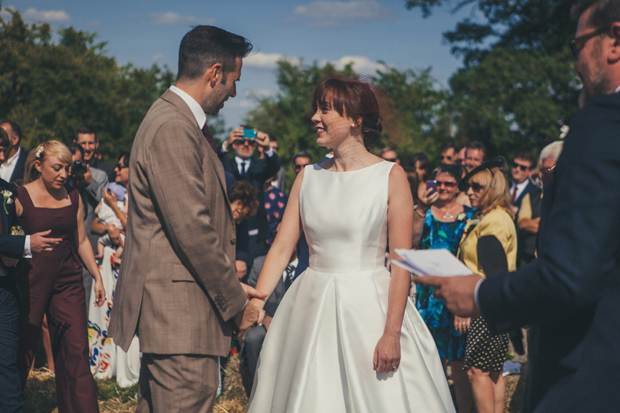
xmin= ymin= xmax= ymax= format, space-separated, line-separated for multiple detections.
xmin=261 ymin=152 xmax=281 ymax=181
xmin=146 ymin=119 xmax=246 ymax=321
xmin=0 ymin=234 xmax=25 ymax=258
xmin=479 ymin=95 xmax=620 ymax=332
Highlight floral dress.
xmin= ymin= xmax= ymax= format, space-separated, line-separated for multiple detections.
xmin=264 ymin=187 xmax=287 ymax=246
xmin=415 ymin=206 xmax=473 ymax=361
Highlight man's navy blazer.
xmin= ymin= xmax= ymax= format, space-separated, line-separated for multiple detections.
xmin=0 ymin=179 xmax=25 ymax=259
xmin=513 ymin=180 xmax=540 ymax=210
xmin=478 ymin=92 xmax=620 ymax=412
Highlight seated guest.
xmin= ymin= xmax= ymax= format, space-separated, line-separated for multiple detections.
xmin=517 ymin=142 xmax=563 ymax=268
xmin=229 ymin=181 xmax=259 ymax=280
xmin=241 ymin=247 xmax=297 ymax=396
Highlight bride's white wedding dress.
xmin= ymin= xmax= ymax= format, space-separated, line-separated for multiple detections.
xmin=248 ymin=161 xmax=456 ymax=412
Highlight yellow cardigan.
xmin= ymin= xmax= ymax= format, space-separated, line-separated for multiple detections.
xmin=458 ymin=207 xmax=517 ymax=278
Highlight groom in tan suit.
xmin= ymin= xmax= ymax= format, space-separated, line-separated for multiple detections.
xmin=109 ymin=26 xmax=265 ymax=412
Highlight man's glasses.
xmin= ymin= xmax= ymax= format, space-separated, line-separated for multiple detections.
xmin=512 ymin=162 xmax=530 ymax=172
xmin=463 ymin=182 xmax=485 ymax=192
xmin=435 ymin=180 xmax=457 ymax=189
xmin=383 ymin=157 xmax=397 ymax=163
xmin=293 ymin=164 xmax=304 ymax=171
xmin=440 ymin=156 xmax=453 ymax=161
xmin=569 ymin=25 xmax=610 ymax=60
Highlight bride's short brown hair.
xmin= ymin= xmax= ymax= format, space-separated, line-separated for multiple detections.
xmin=312 ymin=78 xmax=383 ymax=148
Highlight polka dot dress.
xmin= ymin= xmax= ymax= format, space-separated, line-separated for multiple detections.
xmin=464 ymin=316 xmax=508 ymax=371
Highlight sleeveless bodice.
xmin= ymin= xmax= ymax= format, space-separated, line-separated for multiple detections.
xmin=300 ymin=161 xmax=393 ymax=273
xmin=17 ymin=186 xmax=80 ymax=257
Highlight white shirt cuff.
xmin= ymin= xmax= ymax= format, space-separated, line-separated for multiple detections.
xmin=221 ymin=141 xmax=229 ymax=153
xmin=23 ymin=235 xmax=32 ymax=259
xmin=264 ymin=147 xmax=275 ymax=157
xmin=474 ymin=278 xmax=484 ymax=311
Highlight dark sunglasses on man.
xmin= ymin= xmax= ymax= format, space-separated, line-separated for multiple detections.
xmin=512 ymin=162 xmax=530 ymax=172
xmin=236 ymin=139 xmax=257 ymax=146
xmin=293 ymin=164 xmax=304 ymax=171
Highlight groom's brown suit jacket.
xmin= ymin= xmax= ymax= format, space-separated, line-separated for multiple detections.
xmin=109 ymin=89 xmax=246 ymax=357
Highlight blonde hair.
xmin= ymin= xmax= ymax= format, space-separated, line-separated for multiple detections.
xmin=24 ymin=140 xmax=73 ymax=184
xmin=469 ymin=167 xmax=514 ymax=219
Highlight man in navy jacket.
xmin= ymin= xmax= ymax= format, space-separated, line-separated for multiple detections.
xmin=415 ymin=1 xmax=620 ymax=411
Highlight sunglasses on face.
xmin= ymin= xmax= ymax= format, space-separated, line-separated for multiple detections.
xmin=512 ymin=162 xmax=530 ymax=172
xmin=293 ymin=164 xmax=304 ymax=171
xmin=463 ymin=182 xmax=485 ymax=192
xmin=383 ymin=157 xmax=397 ymax=163
xmin=236 ymin=139 xmax=257 ymax=146
xmin=435 ymin=180 xmax=457 ymax=189
xmin=440 ymin=155 xmax=453 ymax=161
xmin=115 ymin=163 xmax=128 ymax=169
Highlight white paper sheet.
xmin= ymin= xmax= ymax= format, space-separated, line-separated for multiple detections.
xmin=393 ymin=248 xmax=472 ymax=277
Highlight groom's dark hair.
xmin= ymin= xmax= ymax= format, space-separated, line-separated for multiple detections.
xmin=178 ymin=26 xmax=253 ymax=83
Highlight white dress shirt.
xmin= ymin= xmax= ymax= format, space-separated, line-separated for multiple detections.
xmin=510 ymin=179 xmax=530 ymax=204
xmin=169 ymin=86 xmax=206 ymax=129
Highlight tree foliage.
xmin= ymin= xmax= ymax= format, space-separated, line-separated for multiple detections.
xmin=406 ymin=0 xmax=581 ymax=161
xmin=0 ymin=6 xmax=174 ymax=159
xmin=244 ymin=60 xmax=453 ymax=186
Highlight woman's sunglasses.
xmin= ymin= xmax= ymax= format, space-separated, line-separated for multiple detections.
xmin=463 ymin=182 xmax=485 ymax=192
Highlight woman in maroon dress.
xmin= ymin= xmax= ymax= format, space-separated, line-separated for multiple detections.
xmin=16 ymin=141 xmax=105 ymax=412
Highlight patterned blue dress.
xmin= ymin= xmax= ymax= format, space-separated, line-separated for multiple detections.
xmin=415 ymin=206 xmax=473 ymax=361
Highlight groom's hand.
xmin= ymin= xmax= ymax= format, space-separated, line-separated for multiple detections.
xmin=240 ymin=283 xmax=268 ymax=300
xmin=233 ymin=301 xmax=262 ymax=333
xmin=413 ymin=275 xmax=482 ymax=318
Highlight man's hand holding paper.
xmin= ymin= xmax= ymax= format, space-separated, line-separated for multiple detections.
xmin=394 ymin=248 xmax=481 ymax=318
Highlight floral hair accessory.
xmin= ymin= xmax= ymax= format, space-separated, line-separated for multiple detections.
xmin=35 ymin=146 xmax=44 ymax=159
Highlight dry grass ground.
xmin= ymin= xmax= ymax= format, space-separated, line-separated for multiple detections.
xmin=25 ymin=332 xmax=528 ymax=412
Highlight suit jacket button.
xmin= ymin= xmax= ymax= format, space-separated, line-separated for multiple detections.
xmin=231 ymin=239 xmax=236 ymax=245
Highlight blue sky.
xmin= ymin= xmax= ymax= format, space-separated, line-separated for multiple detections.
xmin=2 ymin=0 xmax=478 ymax=129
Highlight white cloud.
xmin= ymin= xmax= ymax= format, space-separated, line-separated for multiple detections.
xmin=22 ymin=7 xmax=71 ymax=23
xmin=150 ymin=12 xmax=214 ymax=26
xmin=291 ymin=1 xmax=397 ymax=27
xmin=322 ymin=55 xmax=385 ymax=74
xmin=151 ymin=53 xmax=165 ymax=63
xmin=244 ymin=52 xmax=300 ymax=70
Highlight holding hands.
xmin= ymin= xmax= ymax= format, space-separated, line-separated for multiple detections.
xmin=233 ymin=284 xmax=268 ymax=337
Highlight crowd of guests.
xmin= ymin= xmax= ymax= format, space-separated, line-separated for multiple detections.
xmin=0 ymin=113 xmax=560 ymax=413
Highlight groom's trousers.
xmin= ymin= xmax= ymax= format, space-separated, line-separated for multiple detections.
xmin=137 ymin=353 xmax=219 ymax=413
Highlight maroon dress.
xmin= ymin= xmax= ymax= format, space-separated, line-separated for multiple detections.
xmin=16 ymin=186 xmax=99 ymax=413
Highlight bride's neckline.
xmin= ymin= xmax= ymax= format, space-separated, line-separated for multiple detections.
xmin=316 ymin=160 xmax=388 ymax=173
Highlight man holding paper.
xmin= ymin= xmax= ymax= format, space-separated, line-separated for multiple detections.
xmin=415 ymin=3 xmax=620 ymax=412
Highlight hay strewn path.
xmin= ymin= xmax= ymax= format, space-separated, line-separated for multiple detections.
xmin=25 ymin=342 xmax=527 ymax=413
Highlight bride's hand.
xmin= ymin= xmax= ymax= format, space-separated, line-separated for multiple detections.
xmin=373 ymin=333 xmax=401 ymax=374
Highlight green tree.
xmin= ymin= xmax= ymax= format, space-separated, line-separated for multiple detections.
xmin=243 ymin=59 xmax=356 ymax=187
xmin=0 ymin=6 xmax=174 ymax=160
xmin=406 ymin=0 xmax=580 ymax=160
xmin=244 ymin=59 xmax=454 ymax=187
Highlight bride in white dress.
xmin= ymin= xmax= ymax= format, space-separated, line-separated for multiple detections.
xmin=247 ymin=78 xmax=456 ymax=412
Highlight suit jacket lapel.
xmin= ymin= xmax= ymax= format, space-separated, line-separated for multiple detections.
xmin=160 ymin=90 xmax=234 ymax=224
